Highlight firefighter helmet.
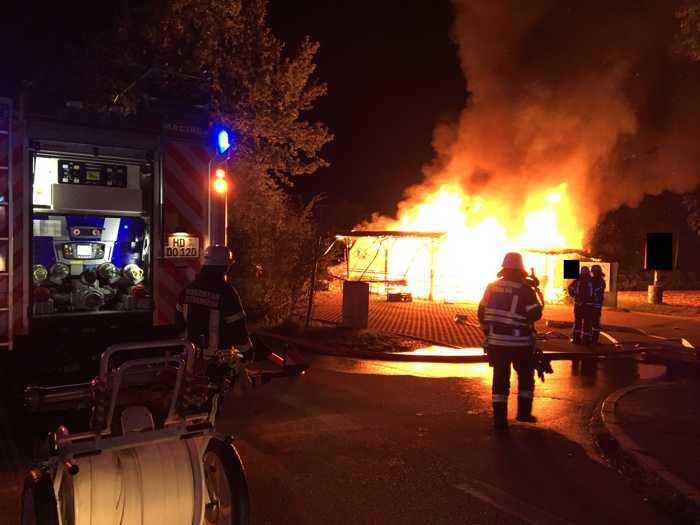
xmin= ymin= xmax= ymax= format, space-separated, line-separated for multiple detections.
xmin=580 ymin=266 xmax=590 ymax=276
xmin=590 ymin=264 xmax=604 ymax=277
xmin=501 ymin=252 xmax=525 ymax=271
xmin=32 ymin=264 xmax=48 ymax=283
xmin=123 ymin=264 xmax=144 ymax=285
xmin=203 ymin=245 xmax=232 ymax=267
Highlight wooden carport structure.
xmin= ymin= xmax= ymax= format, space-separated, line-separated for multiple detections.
xmin=335 ymin=230 xmax=446 ymax=301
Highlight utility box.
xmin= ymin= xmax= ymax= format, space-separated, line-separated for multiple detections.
xmin=342 ymin=281 xmax=369 ymax=329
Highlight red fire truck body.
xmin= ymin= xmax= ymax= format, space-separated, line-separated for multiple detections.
xmin=1 ymin=96 xmax=221 ymax=381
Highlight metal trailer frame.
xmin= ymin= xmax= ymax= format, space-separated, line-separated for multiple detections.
xmin=25 ymin=339 xmax=235 ymax=525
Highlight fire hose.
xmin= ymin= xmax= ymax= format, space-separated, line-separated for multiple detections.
xmin=524 ymin=268 xmax=553 ymax=381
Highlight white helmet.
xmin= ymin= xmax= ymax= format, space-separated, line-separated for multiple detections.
xmin=203 ymin=245 xmax=232 ymax=267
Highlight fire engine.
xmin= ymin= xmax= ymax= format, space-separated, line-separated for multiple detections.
xmin=2 ymin=94 xmax=306 ymax=524
xmin=0 ymin=93 xmax=233 ymax=387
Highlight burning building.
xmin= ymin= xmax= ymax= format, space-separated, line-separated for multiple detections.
xmin=333 ymin=181 xmax=599 ymax=304
xmin=336 ymin=229 xmax=618 ymax=306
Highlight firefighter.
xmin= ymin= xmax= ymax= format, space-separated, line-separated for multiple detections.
xmin=589 ymin=264 xmax=606 ymax=344
xmin=176 ymin=245 xmax=254 ymax=362
xmin=478 ymin=252 xmax=544 ymax=431
xmin=567 ymin=266 xmax=593 ymax=345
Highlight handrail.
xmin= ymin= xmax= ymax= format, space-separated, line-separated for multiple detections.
xmin=24 ymin=383 xmax=92 ymax=411
xmin=100 ymin=339 xmax=195 ymax=378
xmin=103 ymin=355 xmax=185 ymax=437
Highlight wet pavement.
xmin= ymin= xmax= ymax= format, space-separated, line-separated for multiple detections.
xmin=1 ymin=346 xmax=696 ymax=524
xmin=607 ymin=378 xmax=700 ymax=498
xmin=220 ymin=352 xmax=680 ymax=524
xmin=3 ymin=294 xmax=699 ymax=523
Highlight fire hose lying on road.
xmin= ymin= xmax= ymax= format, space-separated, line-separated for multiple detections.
xmin=20 ymin=338 xmax=307 ymax=525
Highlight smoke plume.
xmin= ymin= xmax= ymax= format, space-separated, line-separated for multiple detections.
xmin=396 ymin=1 xmax=700 ymax=239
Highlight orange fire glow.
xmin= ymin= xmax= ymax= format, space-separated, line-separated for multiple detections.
xmin=345 ymin=182 xmax=583 ymax=303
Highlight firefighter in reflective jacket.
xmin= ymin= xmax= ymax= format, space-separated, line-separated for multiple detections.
xmin=478 ymin=252 xmax=544 ymax=431
xmin=176 ymin=245 xmax=254 ymax=361
xmin=567 ymin=266 xmax=593 ymax=345
xmin=589 ymin=264 xmax=606 ymax=345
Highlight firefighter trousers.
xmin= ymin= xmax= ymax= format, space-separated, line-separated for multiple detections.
xmin=572 ymin=304 xmax=592 ymax=343
xmin=590 ymin=306 xmax=602 ymax=343
xmin=489 ymin=346 xmax=535 ymax=403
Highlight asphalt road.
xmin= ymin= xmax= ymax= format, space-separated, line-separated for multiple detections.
xmin=221 ymin=354 xmax=672 ymax=525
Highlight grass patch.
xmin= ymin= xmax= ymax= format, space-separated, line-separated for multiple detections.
xmin=614 ymin=300 xmax=700 ymax=317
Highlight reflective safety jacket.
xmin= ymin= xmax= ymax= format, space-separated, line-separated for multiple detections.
xmin=567 ymin=276 xmax=593 ymax=306
xmin=478 ymin=278 xmax=543 ymax=347
xmin=176 ymin=269 xmax=252 ymax=357
xmin=590 ymin=276 xmax=606 ymax=309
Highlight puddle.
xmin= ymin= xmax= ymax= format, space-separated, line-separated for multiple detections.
xmin=394 ymin=345 xmax=485 ymax=357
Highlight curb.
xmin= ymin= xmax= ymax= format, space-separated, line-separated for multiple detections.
xmin=600 ymin=382 xmax=700 ymax=505
xmin=547 ymin=320 xmax=698 ymax=362
xmin=256 ymin=331 xmax=486 ymax=363
xmin=257 ymin=331 xmax=644 ymax=364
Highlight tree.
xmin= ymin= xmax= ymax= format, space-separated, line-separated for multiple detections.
xmin=133 ymin=0 xmax=333 ymax=321
xmin=117 ymin=1 xmax=334 ymax=322
xmin=675 ymin=1 xmax=700 ymax=61
xmin=682 ymin=193 xmax=700 ymax=235
xmin=112 ymin=0 xmax=333 ymax=184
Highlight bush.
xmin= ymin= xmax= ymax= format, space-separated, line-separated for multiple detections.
xmin=226 ymin=171 xmax=318 ymax=324
xmin=617 ymin=270 xmax=700 ymax=291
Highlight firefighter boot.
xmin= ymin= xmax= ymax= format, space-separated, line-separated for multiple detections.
xmin=516 ymin=397 xmax=537 ymax=423
xmin=493 ymin=402 xmax=508 ymax=431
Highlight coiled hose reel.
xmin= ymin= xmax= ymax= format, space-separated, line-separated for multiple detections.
xmin=21 ymin=340 xmax=251 ymax=525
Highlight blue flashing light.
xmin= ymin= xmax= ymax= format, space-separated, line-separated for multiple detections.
xmin=216 ymin=128 xmax=232 ymax=155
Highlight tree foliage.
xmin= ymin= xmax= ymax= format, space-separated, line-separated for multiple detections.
xmin=111 ymin=0 xmax=332 ymax=183
xmin=682 ymin=193 xmax=700 ymax=235
xmin=589 ymin=192 xmax=700 ymax=289
xmin=675 ymin=1 xmax=700 ymax=61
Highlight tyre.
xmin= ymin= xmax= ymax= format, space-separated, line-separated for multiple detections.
xmin=202 ymin=437 xmax=250 ymax=525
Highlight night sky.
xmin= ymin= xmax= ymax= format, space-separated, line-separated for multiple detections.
xmin=267 ymin=1 xmax=466 ymax=220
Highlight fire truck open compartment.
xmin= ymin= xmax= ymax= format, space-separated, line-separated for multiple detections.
xmin=30 ymin=153 xmax=153 ymax=320
xmin=12 ymin=135 xmax=175 ymax=386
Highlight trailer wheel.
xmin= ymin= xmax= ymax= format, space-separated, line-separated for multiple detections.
xmin=202 ymin=438 xmax=250 ymax=525
xmin=20 ymin=469 xmax=59 ymax=525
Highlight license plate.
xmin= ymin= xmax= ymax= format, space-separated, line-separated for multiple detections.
xmin=165 ymin=235 xmax=200 ymax=258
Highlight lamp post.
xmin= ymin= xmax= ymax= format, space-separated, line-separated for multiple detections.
xmin=207 ymin=127 xmax=233 ymax=248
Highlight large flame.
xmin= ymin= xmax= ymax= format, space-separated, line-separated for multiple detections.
xmin=346 ymin=182 xmax=583 ymax=303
